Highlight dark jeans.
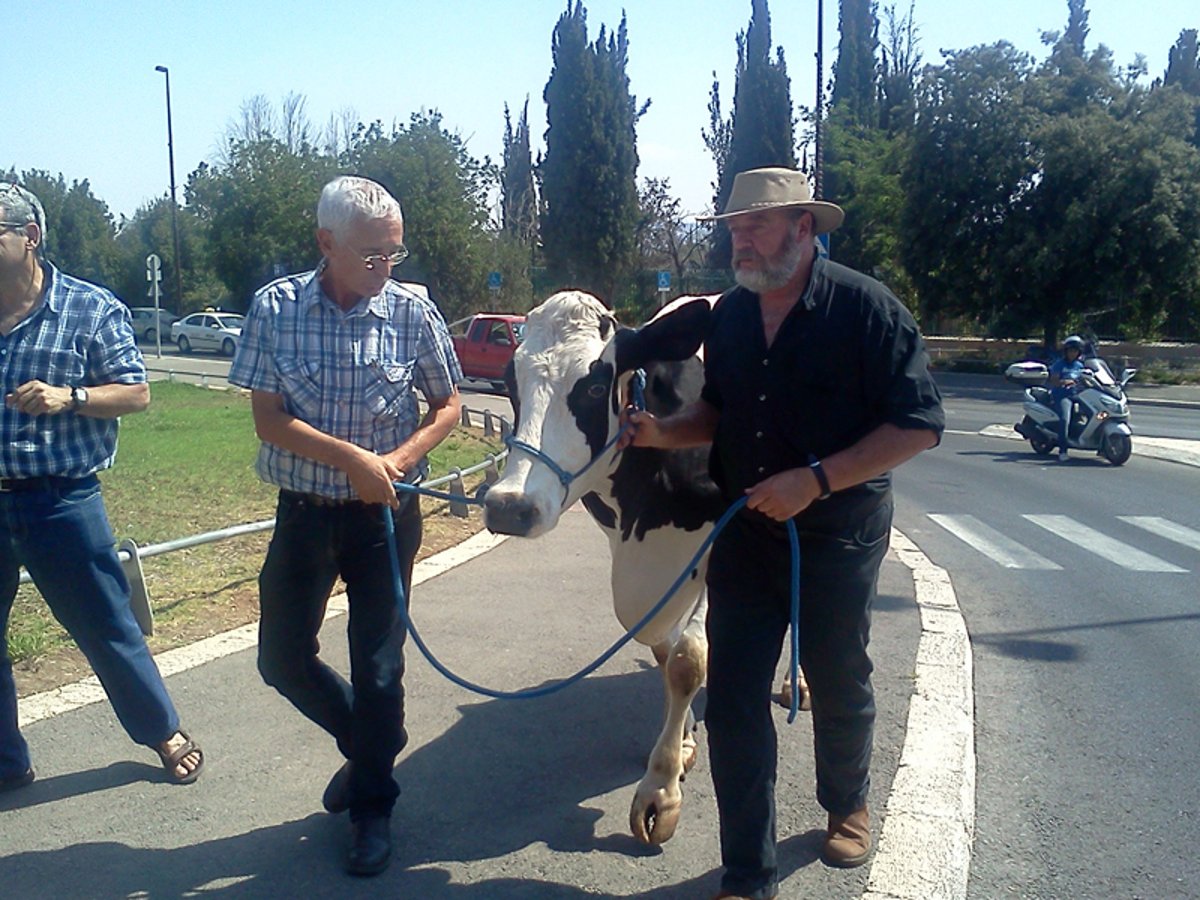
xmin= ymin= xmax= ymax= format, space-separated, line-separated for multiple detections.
xmin=257 ymin=490 xmax=421 ymax=820
xmin=1 ymin=476 xmax=180 ymax=779
xmin=705 ymin=499 xmax=892 ymax=899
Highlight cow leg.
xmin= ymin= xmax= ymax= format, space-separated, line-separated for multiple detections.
xmin=630 ymin=603 xmax=707 ymax=845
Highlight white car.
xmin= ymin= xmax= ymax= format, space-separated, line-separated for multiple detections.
xmin=170 ymin=311 xmax=245 ymax=356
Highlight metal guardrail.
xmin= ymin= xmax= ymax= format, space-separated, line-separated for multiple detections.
xmin=17 ymin=405 xmax=512 ymax=636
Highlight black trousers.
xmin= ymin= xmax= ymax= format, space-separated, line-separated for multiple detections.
xmin=257 ymin=491 xmax=421 ymax=820
xmin=705 ymin=499 xmax=892 ymax=898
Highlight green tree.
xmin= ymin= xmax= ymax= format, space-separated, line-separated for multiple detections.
xmin=113 ymin=197 xmax=222 ymax=314
xmin=540 ymin=1 xmax=644 ymax=303
xmin=707 ymin=0 xmax=796 ymax=269
xmin=902 ymin=36 xmax=1200 ymax=343
xmin=1163 ymin=29 xmax=1200 ymax=147
xmin=3 ymin=169 xmax=120 ymax=289
xmin=350 ymin=111 xmax=497 ymax=320
xmin=186 ymin=138 xmax=335 ymax=308
xmin=501 ymin=99 xmax=538 ymax=246
xmin=830 ymin=0 xmax=881 ymax=128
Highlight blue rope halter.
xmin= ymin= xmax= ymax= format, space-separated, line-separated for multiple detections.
xmin=379 ymin=366 xmax=806 ymax=723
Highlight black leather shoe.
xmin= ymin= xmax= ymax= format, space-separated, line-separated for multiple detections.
xmin=322 ymin=761 xmax=353 ymax=814
xmin=0 ymin=767 xmax=34 ymax=793
xmin=345 ymin=816 xmax=392 ymax=876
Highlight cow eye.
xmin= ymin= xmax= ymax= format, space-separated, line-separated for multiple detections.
xmin=587 ymin=382 xmax=608 ymax=399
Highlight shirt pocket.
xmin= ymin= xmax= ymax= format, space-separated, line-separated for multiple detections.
xmin=274 ymin=357 xmax=323 ymax=420
xmin=365 ymin=359 xmax=415 ymax=419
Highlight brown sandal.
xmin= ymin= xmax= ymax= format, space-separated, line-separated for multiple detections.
xmin=157 ymin=730 xmax=204 ymax=784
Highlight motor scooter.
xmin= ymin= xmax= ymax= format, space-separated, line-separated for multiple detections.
xmin=1004 ymin=355 xmax=1137 ymax=465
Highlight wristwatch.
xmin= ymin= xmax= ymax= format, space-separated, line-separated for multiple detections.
xmin=70 ymin=386 xmax=89 ymax=411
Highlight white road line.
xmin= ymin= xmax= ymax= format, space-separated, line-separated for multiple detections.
xmin=1118 ymin=516 xmax=1200 ymax=553
xmin=928 ymin=513 xmax=1062 ymax=570
xmin=1024 ymin=515 xmax=1187 ymax=572
xmin=864 ymin=528 xmax=975 ymax=900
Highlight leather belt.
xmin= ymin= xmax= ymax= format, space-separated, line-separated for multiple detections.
xmin=280 ymin=489 xmax=364 ymax=508
xmin=0 ymin=476 xmax=77 ymax=493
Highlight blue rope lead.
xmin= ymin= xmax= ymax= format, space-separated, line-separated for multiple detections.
xmin=383 ymin=489 xmax=804 ymax=723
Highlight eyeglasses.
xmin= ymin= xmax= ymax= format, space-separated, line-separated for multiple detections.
xmin=357 ymin=246 xmax=409 ymax=271
xmin=0 ymin=221 xmax=30 ymax=233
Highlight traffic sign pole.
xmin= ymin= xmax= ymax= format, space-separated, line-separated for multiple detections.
xmin=146 ymin=253 xmax=163 ymax=357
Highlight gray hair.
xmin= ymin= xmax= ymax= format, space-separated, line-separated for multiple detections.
xmin=0 ymin=182 xmax=47 ymax=255
xmin=317 ymin=176 xmax=403 ymax=240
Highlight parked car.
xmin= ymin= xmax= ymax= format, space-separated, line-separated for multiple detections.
xmin=170 ymin=311 xmax=245 ymax=356
xmin=449 ymin=313 xmax=526 ymax=390
xmin=128 ymin=307 xmax=180 ymax=344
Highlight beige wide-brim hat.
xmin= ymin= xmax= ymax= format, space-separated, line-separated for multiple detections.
xmin=699 ymin=166 xmax=844 ymax=234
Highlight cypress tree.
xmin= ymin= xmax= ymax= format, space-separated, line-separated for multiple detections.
xmin=501 ymin=99 xmax=538 ymax=245
xmin=707 ymin=0 xmax=796 ymax=270
xmin=540 ymin=1 xmax=643 ymax=302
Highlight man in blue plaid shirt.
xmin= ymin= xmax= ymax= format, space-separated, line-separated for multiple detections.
xmin=0 ymin=182 xmax=204 ymax=793
xmin=229 ymin=175 xmax=462 ymax=877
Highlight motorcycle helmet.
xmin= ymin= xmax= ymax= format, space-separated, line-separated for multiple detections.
xmin=1062 ymin=335 xmax=1084 ymax=353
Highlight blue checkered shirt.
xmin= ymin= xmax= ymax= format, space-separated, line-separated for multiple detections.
xmin=0 ymin=263 xmax=146 ymax=478
xmin=229 ymin=266 xmax=463 ymax=499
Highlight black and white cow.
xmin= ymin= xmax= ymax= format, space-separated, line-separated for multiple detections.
xmin=483 ymin=290 xmax=725 ymax=845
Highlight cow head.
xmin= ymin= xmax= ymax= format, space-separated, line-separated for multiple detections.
xmin=484 ymin=290 xmax=713 ymax=538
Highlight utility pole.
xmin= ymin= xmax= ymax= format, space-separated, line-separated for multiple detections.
xmin=814 ymin=0 xmax=825 ymax=199
xmin=155 ymin=65 xmax=185 ymax=312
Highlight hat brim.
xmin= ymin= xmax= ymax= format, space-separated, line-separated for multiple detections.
xmin=697 ymin=200 xmax=845 ymax=234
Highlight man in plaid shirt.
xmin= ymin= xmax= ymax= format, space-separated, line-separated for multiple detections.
xmin=230 ymin=175 xmax=462 ymax=877
xmin=0 ymin=182 xmax=204 ymax=793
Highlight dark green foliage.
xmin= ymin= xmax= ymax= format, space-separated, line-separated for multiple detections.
xmin=902 ymin=39 xmax=1200 ymax=342
xmin=830 ymin=0 xmax=881 ymax=128
xmin=540 ymin=1 xmax=643 ymax=304
xmin=349 ymin=112 xmax=496 ymax=320
xmin=501 ymin=100 xmax=539 ymax=246
xmin=186 ymin=139 xmax=335 ymax=309
xmin=3 ymin=169 xmax=119 ymax=290
xmin=113 ymin=197 xmax=222 ymax=313
xmin=707 ymin=0 xmax=796 ymax=269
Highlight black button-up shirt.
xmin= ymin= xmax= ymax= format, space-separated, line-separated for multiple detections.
xmin=700 ymin=256 xmax=944 ymax=532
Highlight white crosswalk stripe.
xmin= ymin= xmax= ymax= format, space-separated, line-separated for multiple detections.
xmin=928 ymin=514 xmax=1062 ymax=569
xmin=1023 ymin=515 xmax=1187 ymax=572
xmin=1118 ymin=516 xmax=1200 ymax=552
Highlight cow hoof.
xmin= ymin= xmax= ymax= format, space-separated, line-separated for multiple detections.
xmin=630 ymin=796 xmax=682 ymax=845
xmin=681 ymin=741 xmax=699 ymax=775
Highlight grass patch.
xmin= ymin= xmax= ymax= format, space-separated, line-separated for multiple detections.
xmin=7 ymin=382 xmax=500 ymax=672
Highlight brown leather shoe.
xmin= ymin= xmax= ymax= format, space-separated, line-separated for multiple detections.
xmin=822 ymin=806 xmax=872 ymax=868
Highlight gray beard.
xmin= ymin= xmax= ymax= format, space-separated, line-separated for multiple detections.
xmin=733 ymin=237 xmax=807 ymax=293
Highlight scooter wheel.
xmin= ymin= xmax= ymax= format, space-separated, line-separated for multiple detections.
xmin=1101 ymin=431 xmax=1132 ymax=465
xmin=1030 ymin=435 xmax=1056 ymax=456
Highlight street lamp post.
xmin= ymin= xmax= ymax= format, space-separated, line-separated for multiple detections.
xmin=154 ymin=65 xmax=185 ymax=314
xmin=814 ymin=0 xmax=825 ymax=200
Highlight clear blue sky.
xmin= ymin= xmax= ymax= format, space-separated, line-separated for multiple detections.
xmin=5 ymin=0 xmax=1195 ymax=222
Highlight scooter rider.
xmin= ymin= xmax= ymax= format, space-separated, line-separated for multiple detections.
xmin=1049 ymin=335 xmax=1087 ymax=461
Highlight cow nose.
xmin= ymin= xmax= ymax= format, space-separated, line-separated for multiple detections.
xmin=484 ymin=494 xmax=541 ymax=537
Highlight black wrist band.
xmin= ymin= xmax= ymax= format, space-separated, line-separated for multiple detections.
xmin=809 ymin=458 xmax=832 ymax=500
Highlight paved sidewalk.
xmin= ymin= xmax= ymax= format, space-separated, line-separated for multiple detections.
xmin=2 ymin=505 xmax=928 ymax=899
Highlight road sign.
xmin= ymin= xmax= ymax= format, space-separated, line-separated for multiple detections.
xmin=488 ymin=271 xmax=503 ymax=292
xmin=146 ymin=253 xmax=162 ymax=282
xmin=656 ymin=270 xmax=671 ymax=292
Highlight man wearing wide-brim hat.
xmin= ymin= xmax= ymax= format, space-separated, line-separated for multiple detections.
xmin=624 ymin=166 xmax=944 ymax=900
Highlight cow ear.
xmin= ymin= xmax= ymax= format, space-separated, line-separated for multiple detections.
xmin=614 ymin=298 xmax=711 ymax=375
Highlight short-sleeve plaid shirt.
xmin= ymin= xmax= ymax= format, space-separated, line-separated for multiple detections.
xmin=229 ymin=265 xmax=463 ymax=499
xmin=0 ymin=263 xmax=146 ymax=478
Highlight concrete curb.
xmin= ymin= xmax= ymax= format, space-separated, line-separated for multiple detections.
xmin=864 ymin=530 xmax=975 ymax=900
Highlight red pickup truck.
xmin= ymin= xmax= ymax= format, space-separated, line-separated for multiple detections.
xmin=449 ymin=313 xmax=526 ymax=390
